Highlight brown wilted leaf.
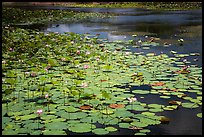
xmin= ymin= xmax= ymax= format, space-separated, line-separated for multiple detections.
xmin=160 ymin=116 xmax=170 ymax=124
xmin=151 ymin=82 xmax=165 ymax=86
xmin=169 ymin=100 xmax=181 ymax=105
xmin=109 ymin=104 xmax=125 ymax=109
xmin=79 ymin=105 xmax=92 ymax=110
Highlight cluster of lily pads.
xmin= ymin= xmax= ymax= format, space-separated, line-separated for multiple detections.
xmin=2 ymin=8 xmax=112 ymax=26
xmin=2 ymin=26 xmax=202 ymax=135
xmin=55 ymin=2 xmax=202 ymax=10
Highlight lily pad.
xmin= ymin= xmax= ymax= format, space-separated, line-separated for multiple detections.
xmin=43 ymin=130 xmax=66 ymax=135
xmin=197 ymin=113 xmax=202 ymax=118
xmin=92 ymin=128 xmax=109 ymax=135
xmin=68 ymin=123 xmax=96 ymax=133
xmin=181 ymin=102 xmax=199 ymax=109
xmin=105 ymin=126 xmax=118 ymax=132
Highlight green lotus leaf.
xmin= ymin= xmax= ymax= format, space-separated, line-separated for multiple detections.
xmin=119 ymin=123 xmax=131 ymax=128
xmin=142 ymin=47 xmax=150 ymax=50
xmin=148 ymin=104 xmax=164 ymax=108
xmin=48 ymin=58 xmax=59 ymax=67
xmin=132 ymin=90 xmax=149 ymax=94
xmin=105 ymin=126 xmax=118 ymax=132
xmin=30 ymin=130 xmax=42 ymax=135
xmin=92 ymin=128 xmax=109 ymax=135
xmin=126 ymin=104 xmax=148 ymax=111
xmin=20 ymin=114 xmax=37 ymax=121
xmin=141 ymin=112 xmax=155 ymax=116
xmin=41 ymin=115 xmax=57 ymax=120
xmin=65 ymin=106 xmax=80 ymax=112
xmin=135 ymin=132 xmax=146 ymax=135
xmin=163 ymin=105 xmax=178 ymax=110
xmin=197 ymin=113 xmax=202 ymax=118
xmin=115 ymin=110 xmax=134 ymax=118
xmin=80 ymin=116 xmax=98 ymax=123
xmin=69 ymin=112 xmax=88 ymax=119
xmin=101 ymin=109 xmax=114 ymax=115
xmin=45 ymin=122 xmax=67 ymax=130
xmin=69 ymin=123 xmax=96 ymax=133
xmin=140 ymin=129 xmax=151 ymax=133
xmin=2 ymin=117 xmax=12 ymax=123
xmin=181 ymin=102 xmax=199 ymax=108
xmin=130 ymin=121 xmax=148 ymax=127
xmin=121 ymin=117 xmax=134 ymax=123
xmin=160 ymin=95 xmax=171 ymax=99
xmin=16 ymin=127 xmax=32 ymax=134
xmin=2 ymin=129 xmax=18 ymax=135
xmin=43 ymin=130 xmax=66 ymax=135
xmin=24 ymin=122 xmax=43 ymax=130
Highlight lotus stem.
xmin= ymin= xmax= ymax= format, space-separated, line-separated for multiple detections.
xmin=38 ymin=116 xmax=40 ymax=129
xmin=28 ymin=81 xmax=29 ymax=100
xmin=64 ymin=90 xmax=65 ymax=106
xmin=47 ymin=101 xmax=50 ymax=112
xmin=6 ymin=99 xmax=9 ymax=113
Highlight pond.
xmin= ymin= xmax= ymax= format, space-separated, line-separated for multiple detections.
xmin=12 ymin=6 xmax=202 ymax=68
xmin=2 ymin=6 xmax=202 ymax=135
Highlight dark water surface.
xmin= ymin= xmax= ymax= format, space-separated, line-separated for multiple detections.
xmin=7 ymin=6 xmax=202 ymax=135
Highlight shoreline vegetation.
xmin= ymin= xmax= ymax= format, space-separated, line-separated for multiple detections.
xmin=2 ymin=2 xmax=202 ymax=10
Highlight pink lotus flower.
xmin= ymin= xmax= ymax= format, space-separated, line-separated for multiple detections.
xmin=125 ymin=52 xmax=130 ymax=56
xmin=44 ymin=68 xmax=48 ymax=72
xmin=45 ymin=94 xmax=49 ymax=99
xmin=31 ymin=72 xmax=37 ymax=77
xmin=83 ymin=65 xmax=89 ymax=69
xmin=25 ymin=72 xmax=30 ymax=75
xmin=76 ymin=50 xmax=80 ymax=54
xmin=61 ymin=58 xmax=66 ymax=61
xmin=2 ymin=60 xmax=6 ymax=64
xmin=96 ymin=57 xmax=100 ymax=61
xmin=86 ymin=51 xmax=91 ymax=55
xmin=36 ymin=109 xmax=43 ymax=116
xmin=81 ymin=82 xmax=88 ymax=88
xmin=127 ymin=97 xmax=137 ymax=103
xmin=183 ymin=59 xmax=187 ymax=63
xmin=9 ymin=48 xmax=13 ymax=51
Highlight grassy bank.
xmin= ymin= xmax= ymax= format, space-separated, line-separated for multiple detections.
xmin=3 ymin=2 xmax=202 ymax=11
xmin=53 ymin=2 xmax=202 ymax=10
xmin=2 ymin=7 xmax=111 ymax=25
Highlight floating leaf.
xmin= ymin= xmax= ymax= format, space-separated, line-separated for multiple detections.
xmin=169 ymin=100 xmax=181 ymax=105
xmin=101 ymin=109 xmax=114 ymax=115
xmin=69 ymin=123 xmax=96 ymax=133
xmin=151 ymin=82 xmax=165 ymax=86
xmin=43 ymin=130 xmax=66 ymax=135
xmin=119 ymin=123 xmax=131 ymax=128
xmin=160 ymin=116 xmax=170 ymax=124
xmin=121 ymin=117 xmax=134 ymax=123
xmin=92 ymin=128 xmax=109 ymax=135
xmin=79 ymin=105 xmax=92 ymax=110
xmin=109 ymin=104 xmax=125 ymax=109
xmin=134 ymin=132 xmax=146 ymax=135
xmin=181 ymin=102 xmax=199 ymax=108
xmin=130 ymin=121 xmax=148 ymax=127
xmin=20 ymin=114 xmax=37 ymax=121
xmin=197 ymin=113 xmax=202 ymax=118
xmin=105 ymin=126 xmax=118 ymax=132
xmin=45 ymin=122 xmax=67 ymax=130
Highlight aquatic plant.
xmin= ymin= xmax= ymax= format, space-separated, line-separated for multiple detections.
xmin=2 ymin=27 xmax=202 ymax=135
